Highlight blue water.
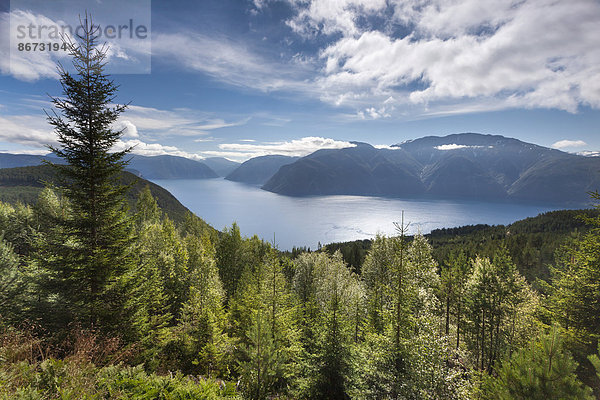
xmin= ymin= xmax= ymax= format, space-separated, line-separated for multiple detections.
xmin=152 ymin=178 xmax=564 ymax=250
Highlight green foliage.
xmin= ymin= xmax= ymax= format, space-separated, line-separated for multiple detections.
xmin=232 ymin=251 xmax=301 ymax=398
xmin=358 ymin=232 xmax=471 ymax=399
xmin=486 ymin=326 xmax=593 ymax=399
xmin=171 ymin=236 xmax=232 ymax=377
xmin=41 ymin=17 xmax=136 ymax=333
xmin=216 ymin=223 xmax=271 ymax=298
xmin=292 ymin=252 xmax=364 ymax=399
xmin=0 ymin=236 xmax=26 ymax=322
xmin=464 ymin=250 xmax=539 ymax=371
xmin=0 ymin=358 xmax=239 ymax=399
xmin=545 ymin=210 xmax=600 ymax=346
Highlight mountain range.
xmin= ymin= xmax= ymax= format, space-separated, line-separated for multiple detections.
xmin=225 ymin=155 xmax=299 ymax=185
xmin=262 ymin=133 xmax=600 ymax=205
xmin=2 ymin=133 xmax=598 ymax=206
xmin=0 ymin=153 xmax=229 ymax=180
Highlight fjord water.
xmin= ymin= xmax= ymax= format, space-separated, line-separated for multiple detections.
xmin=153 ymin=178 xmax=563 ymax=250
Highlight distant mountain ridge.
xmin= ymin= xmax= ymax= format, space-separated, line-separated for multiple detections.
xmin=202 ymin=157 xmax=240 ymax=177
xmin=263 ymin=133 xmax=600 ymax=206
xmin=226 ymin=155 xmax=299 ymax=185
xmin=0 ymin=153 xmax=219 ymax=180
xmin=126 ymin=155 xmax=217 ymax=179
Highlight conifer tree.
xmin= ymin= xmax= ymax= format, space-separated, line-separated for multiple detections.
xmin=45 ymin=15 xmax=134 ymax=331
xmin=489 ymin=326 xmax=593 ymax=399
xmin=546 ymin=192 xmax=600 ymax=346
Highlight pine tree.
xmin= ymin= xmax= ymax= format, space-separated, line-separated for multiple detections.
xmin=489 ymin=326 xmax=593 ymax=399
xmin=546 ymin=192 xmax=600 ymax=345
xmin=234 ymin=251 xmax=300 ymax=398
xmin=44 ymin=15 xmax=134 ymax=331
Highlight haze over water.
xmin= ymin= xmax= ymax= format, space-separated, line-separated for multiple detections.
xmin=154 ymin=178 xmax=565 ymax=250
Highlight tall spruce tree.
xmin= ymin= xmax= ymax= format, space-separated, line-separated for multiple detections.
xmin=45 ymin=15 xmax=133 ymax=331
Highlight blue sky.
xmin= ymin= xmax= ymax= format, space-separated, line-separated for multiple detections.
xmin=1 ymin=0 xmax=600 ymax=161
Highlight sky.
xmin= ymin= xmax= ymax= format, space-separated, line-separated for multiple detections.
xmin=1 ymin=0 xmax=600 ymax=161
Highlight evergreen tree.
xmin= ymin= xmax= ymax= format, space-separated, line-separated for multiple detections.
xmin=44 ymin=16 xmax=134 ymax=331
xmin=464 ymin=250 xmax=538 ymax=372
xmin=233 ymin=251 xmax=300 ymax=398
xmin=302 ymin=252 xmax=362 ymax=400
xmin=440 ymin=250 xmax=470 ymax=348
xmin=216 ymin=223 xmax=246 ymax=298
xmin=488 ymin=326 xmax=593 ymax=399
xmin=546 ymin=193 xmax=600 ymax=345
xmin=176 ymin=235 xmax=231 ymax=377
xmin=0 ymin=235 xmax=25 ymax=322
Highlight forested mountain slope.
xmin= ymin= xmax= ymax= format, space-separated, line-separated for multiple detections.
xmin=0 ymin=165 xmax=207 ymax=226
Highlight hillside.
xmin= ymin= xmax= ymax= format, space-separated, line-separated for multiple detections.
xmin=322 ymin=207 xmax=599 ymax=286
xmin=0 ymin=164 xmax=212 ymax=228
xmin=226 ymin=155 xmax=299 ymax=185
xmin=263 ymin=133 xmax=600 ymax=205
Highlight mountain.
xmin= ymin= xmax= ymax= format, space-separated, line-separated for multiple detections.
xmin=263 ymin=133 xmax=600 ymax=205
xmin=0 ymin=164 xmax=210 ymax=227
xmin=263 ymin=143 xmax=424 ymax=196
xmin=0 ymin=153 xmax=48 ymax=169
xmin=226 ymin=155 xmax=299 ymax=185
xmin=202 ymin=157 xmax=240 ymax=177
xmin=0 ymin=153 xmax=218 ymax=180
xmin=127 ymin=155 xmax=218 ymax=179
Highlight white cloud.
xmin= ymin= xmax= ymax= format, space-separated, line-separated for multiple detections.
xmin=552 ymin=139 xmax=588 ymax=149
xmin=0 ymin=148 xmax=50 ymax=155
xmin=196 ymin=118 xmax=251 ymax=130
xmin=0 ymin=114 xmax=57 ymax=147
xmin=286 ymin=0 xmax=600 ymax=115
xmin=120 ymin=105 xmax=249 ymax=138
xmin=578 ymin=151 xmax=600 ymax=157
xmin=203 ymin=136 xmax=356 ymax=160
xmin=287 ymin=0 xmax=387 ymax=37
xmin=193 ymin=137 xmax=217 ymax=143
xmin=114 ymin=139 xmax=204 ymax=160
xmin=1 ymin=9 xmax=150 ymax=81
xmin=435 ymin=144 xmax=487 ymax=151
xmin=152 ymin=31 xmax=315 ymax=93
xmin=0 ymin=10 xmax=68 ymax=81
xmin=114 ymin=120 xmax=139 ymax=138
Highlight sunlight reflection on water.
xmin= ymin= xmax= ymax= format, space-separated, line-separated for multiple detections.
xmin=153 ymin=178 xmax=563 ymax=250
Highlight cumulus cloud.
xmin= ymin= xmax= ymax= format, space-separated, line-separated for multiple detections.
xmin=113 ymin=139 xmax=204 ymax=160
xmin=203 ymin=136 xmax=356 ymax=160
xmin=285 ymin=0 xmax=600 ymax=115
xmin=552 ymin=139 xmax=588 ymax=149
xmin=287 ymin=0 xmax=387 ymax=37
xmin=114 ymin=120 xmax=139 ymax=138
